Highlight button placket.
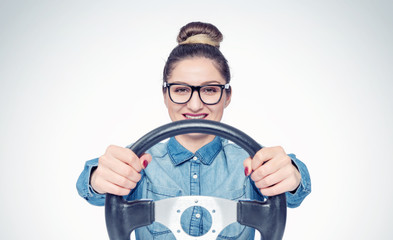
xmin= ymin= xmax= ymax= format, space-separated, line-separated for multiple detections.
xmin=189 ymin=155 xmax=202 ymax=235
xmin=190 ymin=157 xmax=200 ymax=195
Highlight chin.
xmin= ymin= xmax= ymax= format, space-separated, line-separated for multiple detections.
xmin=187 ymin=132 xmax=208 ymax=137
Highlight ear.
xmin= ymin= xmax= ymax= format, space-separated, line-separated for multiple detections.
xmin=224 ymin=90 xmax=232 ymax=108
xmin=163 ymin=91 xmax=169 ymax=108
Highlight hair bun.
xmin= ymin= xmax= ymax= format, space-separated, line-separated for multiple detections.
xmin=177 ymin=22 xmax=223 ymax=48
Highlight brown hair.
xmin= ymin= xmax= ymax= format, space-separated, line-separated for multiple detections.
xmin=163 ymin=22 xmax=231 ymax=94
xmin=177 ymin=22 xmax=223 ymax=47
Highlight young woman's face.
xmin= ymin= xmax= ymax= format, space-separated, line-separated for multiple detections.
xmin=164 ymin=57 xmax=231 ymax=123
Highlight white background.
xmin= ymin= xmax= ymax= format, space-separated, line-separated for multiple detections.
xmin=0 ymin=0 xmax=392 ymax=239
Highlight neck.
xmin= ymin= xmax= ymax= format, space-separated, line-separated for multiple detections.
xmin=175 ymin=133 xmax=215 ymax=153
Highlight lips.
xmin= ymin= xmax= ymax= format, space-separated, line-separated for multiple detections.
xmin=183 ymin=113 xmax=208 ymax=119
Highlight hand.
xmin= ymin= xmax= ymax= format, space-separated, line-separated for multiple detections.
xmin=90 ymin=145 xmax=152 ymax=196
xmin=243 ymin=146 xmax=301 ymax=196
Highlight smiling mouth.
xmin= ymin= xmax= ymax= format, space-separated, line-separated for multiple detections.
xmin=183 ymin=114 xmax=208 ymax=119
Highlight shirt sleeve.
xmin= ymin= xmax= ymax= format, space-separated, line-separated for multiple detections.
xmin=285 ymin=153 xmax=312 ymax=208
xmin=76 ymin=158 xmax=106 ymax=206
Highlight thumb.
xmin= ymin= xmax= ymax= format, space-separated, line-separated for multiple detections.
xmin=140 ymin=153 xmax=152 ymax=170
xmin=243 ymin=157 xmax=252 ymax=177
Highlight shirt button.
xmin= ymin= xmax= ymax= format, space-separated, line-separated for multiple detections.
xmin=193 ymin=156 xmax=198 ymax=160
xmin=193 ymin=174 xmax=198 ymax=179
xmin=195 ymin=213 xmax=201 ymax=218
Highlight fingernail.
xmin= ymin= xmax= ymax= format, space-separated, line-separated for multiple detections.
xmin=244 ymin=167 xmax=249 ymax=176
xmin=143 ymin=160 xmax=149 ymax=169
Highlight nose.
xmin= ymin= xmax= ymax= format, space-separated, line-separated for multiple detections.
xmin=187 ymin=90 xmax=204 ymax=111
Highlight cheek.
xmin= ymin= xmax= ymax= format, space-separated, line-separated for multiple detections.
xmin=167 ymin=101 xmax=181 ymax=113
xmin=209 ymin=104 xmax=225 ymax=115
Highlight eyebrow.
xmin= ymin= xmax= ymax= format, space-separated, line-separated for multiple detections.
xmin=170 ymin=80 xmax=224 ymax=85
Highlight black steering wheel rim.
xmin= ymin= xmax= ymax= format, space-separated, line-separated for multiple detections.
xmin=129 ymin=119 xmax=261 ymax=157
xmin=105 ymin=119 xmax=286 ymax=240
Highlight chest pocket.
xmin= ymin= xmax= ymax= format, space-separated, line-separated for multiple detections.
xmin=222 ymin=186 xmax=246 ymax=200
xmin=146 ymin=181 xmax=183 ymax=200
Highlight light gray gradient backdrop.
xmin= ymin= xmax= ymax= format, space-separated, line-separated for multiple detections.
xmin=0 ymin=1 xmax=392 ymax=239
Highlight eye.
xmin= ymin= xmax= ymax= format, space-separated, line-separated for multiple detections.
xmin=173 ymin=86 xmax=191 ymax=94
xmin=201 ymin=86 xmax=220 ymax=95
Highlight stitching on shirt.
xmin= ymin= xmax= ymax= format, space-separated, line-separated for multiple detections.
xmin=147 ymin=182 xmax=182 ymax=198
xmin=145 ymin=225 xmax=172 ymax=236
xmin=217 ymin=224 xmax=247 ymax=239
xmin=229 ymin=188 xmax=246 ymax=200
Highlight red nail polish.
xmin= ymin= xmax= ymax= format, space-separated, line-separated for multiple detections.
xmin=244 ymin=167 xmax=249 ymax=176
xmin=143 ymin=160 xmax=148 ymax=168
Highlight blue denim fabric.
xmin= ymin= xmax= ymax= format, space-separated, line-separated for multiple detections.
xmin=76 ymin=137 xmax=311 ymax=239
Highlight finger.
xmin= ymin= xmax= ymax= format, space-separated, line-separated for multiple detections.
xmin=250 ymin=158 xmax=278 ymax=182
xmin=112 ymin=167 xmax=142 ymax=184
xmin=243 ymin=157 xmax=252 ymax=176
xmin=97 ymin=177 xmax=133 ymax=196
xmin=253 ymin=165 xmax=289 ymax=189
xmin=251 ymin=146 xmax=288 ymax=170
xmin=99 ymin=162 xmax=142 ymax=186
xmin=250 ymin=152 xmax=290 ymax=182
xmin=105 ymin=169 xmax=139 ymax=190
xmin=99 ymin=154 xmax=142 ymax=183
xmin=259 ymin=178 xmax=293 ymax=196
xmin=261 ymin=163 xmax=302 ymax=193
xmin=91 ymin=168 xmax=135 ymax=196
xmin=251 ymin=148 xmax=274 ymax=171
xmin=140 ymin=153 xmax=152 ymax=170
xmin=106 ymin=145 xmax=134 ymax=166
xmin=110 ymin=147 xmax=143 ymax=172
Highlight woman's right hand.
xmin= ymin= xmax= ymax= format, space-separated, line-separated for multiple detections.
xmin=90 ymin=145 xmax=152 ymax=196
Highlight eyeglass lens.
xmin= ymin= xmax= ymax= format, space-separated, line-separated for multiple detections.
xmin=169 ymin=85 xmax=223 ymax=104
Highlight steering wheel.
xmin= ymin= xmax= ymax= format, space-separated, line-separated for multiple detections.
xmin=105 ymin=119 xmax=286 ymax=240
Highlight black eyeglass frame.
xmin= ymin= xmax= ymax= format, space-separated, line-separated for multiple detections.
xmin=163 ymin=82 xmax=230 ymax=105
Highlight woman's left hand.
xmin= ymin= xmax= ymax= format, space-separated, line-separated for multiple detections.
xmin=243 ymin=146 xmax=301 ymax=196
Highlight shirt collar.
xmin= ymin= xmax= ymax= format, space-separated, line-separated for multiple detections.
xmin=167 ymin=136 xmax=222 ymax=166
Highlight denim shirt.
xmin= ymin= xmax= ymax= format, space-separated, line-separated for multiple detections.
xmin=76 ymin=137 xmax=311 ymax=240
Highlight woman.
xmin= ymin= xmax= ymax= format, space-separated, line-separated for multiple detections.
xmin=77 ymin=22 xmax=311 ymax=239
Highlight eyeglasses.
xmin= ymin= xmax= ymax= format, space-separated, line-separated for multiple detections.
xmin=163 ymin=82 xmax=230 ymax=105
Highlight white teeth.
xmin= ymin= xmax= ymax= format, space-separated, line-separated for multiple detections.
xmin=185 ymin=114 xmax=206 ymax=119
